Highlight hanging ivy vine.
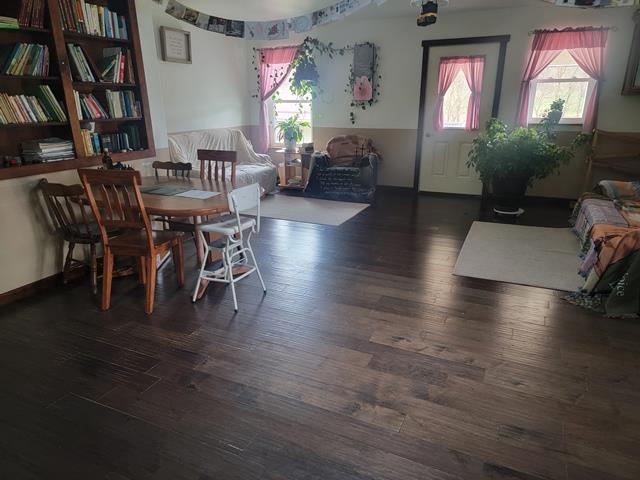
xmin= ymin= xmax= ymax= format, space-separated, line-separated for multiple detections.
xmin=252 ymin=36 xmax=382 ymax=125
xmin=345 ymin=42 xmax=382 ymax=125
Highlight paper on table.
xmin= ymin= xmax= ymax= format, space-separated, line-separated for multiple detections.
xmin=174 ymin=189 xmax=221 ymax=200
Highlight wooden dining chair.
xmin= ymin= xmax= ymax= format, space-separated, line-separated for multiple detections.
xmin=39 ymin=179 xmax=102 ymax=293
xmin=151 ymin=160 xmax=195 ymax=234
xmin=198 ymin=149 xmax=237 ymax=185
xmin=78 ymin=169 xmax=185 ymax=315
xmin=152 ymin=161 xmax=192 ymax=178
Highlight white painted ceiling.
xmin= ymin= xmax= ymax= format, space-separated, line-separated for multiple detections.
xmin=183 ymin=0 xmax=540 ymax=22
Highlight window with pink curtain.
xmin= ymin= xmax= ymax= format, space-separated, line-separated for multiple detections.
xmin=516 ymin=27 xmax=608 ymax=132
xmin=434 ymin=56 xmax=485 ymax=132
xmin=257 ymin=46 xmax=300 ymax=154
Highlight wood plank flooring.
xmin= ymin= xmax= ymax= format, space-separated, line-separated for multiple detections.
xmin=1 ymin=192 xmax=639 ymax=480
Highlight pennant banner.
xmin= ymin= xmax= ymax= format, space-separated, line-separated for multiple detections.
xmin=164 ymin=0 xmax=385 ymax=40
xmin=541 ymin=0 xmax=639 ymax=7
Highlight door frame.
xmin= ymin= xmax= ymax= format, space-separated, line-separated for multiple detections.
xmin=413 ymin=35 xmax=511 ymax=192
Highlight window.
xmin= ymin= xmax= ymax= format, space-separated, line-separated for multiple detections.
xmin=442 ymin=70 xmax=472 ymax=129
xmin=528 ymin=51 xmax=596 ymax=125
xmin=268 ymin=70 xmax=312 ymax=147
xmin=434 ymin=55 xmax=484 ymax=131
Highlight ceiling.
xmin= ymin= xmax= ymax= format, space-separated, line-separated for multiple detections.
xmin=183 ymin=0 xmax=540 ymax=22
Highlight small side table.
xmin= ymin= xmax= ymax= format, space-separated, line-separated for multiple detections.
xmin=277 ymin=149 xmax=311 ymax=191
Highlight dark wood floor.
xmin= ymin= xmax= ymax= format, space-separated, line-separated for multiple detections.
xmin=1 ymin=192 xmax=639 ymax=480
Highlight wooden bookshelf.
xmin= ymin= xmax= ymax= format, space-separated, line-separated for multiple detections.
xmin=0 ymin=0 xmax=155 ymax=180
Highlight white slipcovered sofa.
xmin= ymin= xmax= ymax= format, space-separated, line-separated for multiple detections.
xmin=168 ymin=128 xmax=277 ymax=193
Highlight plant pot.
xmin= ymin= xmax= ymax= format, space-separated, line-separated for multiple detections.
xmin=491 ymin=175 xmax=529 ymax=214
xmin=284 ymin=138 xmax=297 ymax=153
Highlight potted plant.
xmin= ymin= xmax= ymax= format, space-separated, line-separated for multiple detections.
xmin=275 ymin=115 xmax=310 ymax=152
xmin=467 ymin=99 xmax=588 ymax=214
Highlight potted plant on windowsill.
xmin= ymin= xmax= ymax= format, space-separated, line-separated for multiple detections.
xmin=467 ymin=99 xmax=589 ymax=214
xmin=275 ymin=115 xmax=310 ymax=153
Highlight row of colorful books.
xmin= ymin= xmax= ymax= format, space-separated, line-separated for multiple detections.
xmin=105 ymin=90 xmax=140 ymax=119
xmin=0 ymin=86 xmax=67 ymax=125
xmin=58 ymin=0 xmax=128 ymax=40
xmin=74 ymin=89 xmax=140 ymax=120
xmin=73 ymin=91 xmax=107 ymax=120
xmin=0 ymin=44 xmax=50 ymax=77
xmin=80 ymin=126 xmax=143 ymax=157
xmin=67 ymin=43 xmax=95 ymax=82
xmin=19 ymin=0 xmax=46 ymax=29
xmin=0 ymin=17 xmax=19 ymax=30
xmin=98 ymin=47 xmax=134 ymax=83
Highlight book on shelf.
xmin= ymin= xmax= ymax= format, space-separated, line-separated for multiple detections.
xmin=105 ymin=89 xmax=140 ymax=118
xmin=0 ymin=43 xmax=50 ymax=76
xmin=73 ymin=90 xmax=108 ymax=120
xmin=98 ymin=47 xmax=134 ymax=83
xmin=22 ymin=137 xmax=75 ymax=163
xmin=0 ymin=16 xmax=19 ymax=30
xmin=58 ymin=0 xmax=128 ymax=40
xmin=80 ymin=125 xmax=143 ymax=157
xmin=0 ymin=85 xmax=67 ymax=125
xmin=18 ymin=0 xmax=46 ymax=29
xmin=66 ymin=43 xmax=98 ymax=82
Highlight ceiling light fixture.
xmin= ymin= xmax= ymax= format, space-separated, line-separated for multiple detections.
xmin=411 ymin=0 xmax=449 ymax=27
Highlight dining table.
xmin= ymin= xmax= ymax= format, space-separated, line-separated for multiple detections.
xmin=140 ymin=175 xmax=233 ymax=264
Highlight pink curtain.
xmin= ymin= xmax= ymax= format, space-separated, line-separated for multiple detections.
xmin=516 ymin=28 xmax=608 ymax=131
xmin=258 ymin=46 xmax=300 ymax=154
xmin=460 ymin=56 xmax=485 ymax=131
xmin=433 ymin=58 xmax=463 ymax=132
xmin=568 ymin=30 xmax=608 ymax=132
xmin=434 ymin=56 xmax=485 ymax=131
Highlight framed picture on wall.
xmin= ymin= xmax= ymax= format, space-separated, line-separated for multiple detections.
xmin=160 ymin=27 xmax=192 ymax=64
xmin=622 ymin=10 xmax=640 ymax=95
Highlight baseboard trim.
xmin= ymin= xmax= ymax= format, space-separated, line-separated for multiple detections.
xmin=377 ymin=185 xmax=415 ymax=194
xmin=419 ymin=191 xmax=482 ymax=199
xmin=417 ymin=191 xmax=576 ymax=204
xmin=0 ymin=273 xmax=62 ymax=307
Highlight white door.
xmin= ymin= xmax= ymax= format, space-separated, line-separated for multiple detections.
xmin=419 ymin=43 xmax=501 ymax=195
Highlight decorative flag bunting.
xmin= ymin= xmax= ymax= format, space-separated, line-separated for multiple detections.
xmin=541 ymin=0 xmax=639 ymax=6
xmin=164 ymin=0 xmax=387 ymax=40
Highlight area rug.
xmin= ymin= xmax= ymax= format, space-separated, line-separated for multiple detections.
xmin=250 ymin=194 xmax=369 ymax=226
xmin=453 ymin=221 xmax=584 ymax=292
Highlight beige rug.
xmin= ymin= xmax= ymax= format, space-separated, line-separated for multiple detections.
xmin=250 ymin=194 xmax=369 ymax=226
xmin=453 ymin=221 xmax=584 ymax=292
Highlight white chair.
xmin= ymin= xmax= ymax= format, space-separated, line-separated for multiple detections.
xmin=192 ymin=183 xmax=266 ymax=311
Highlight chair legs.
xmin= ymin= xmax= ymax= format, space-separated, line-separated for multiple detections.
xmin=225 ymin=249 xmax=239 ymax=312
xmin=63 ymin=242 xmax=75 ymax=284
xmin=136 ymin=257 xmax=147 ymax=284
xmin=192 ymin=232 xmax=209 ymax=303
xmin=89 ymin=243 xmax=98 ymax=294
xmin=172 ymin=238 xmax=185 ymax=287
xmin=246 ymin=239 xmax=266 ymax=293
xmin=192 ymin=234 xmax=266 ymax=311
xmin=145 ymin=254 xmax=157 ymax=315
xmin=101 ymin=248 xmax=114 ymax=311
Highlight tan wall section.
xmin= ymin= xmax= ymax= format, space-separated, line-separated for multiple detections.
xmin=0 ymin=153 xmax=175 ymax=296
xmin=313 ymin=127 xmax=417 ymax=188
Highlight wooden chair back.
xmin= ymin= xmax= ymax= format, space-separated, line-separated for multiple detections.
xmin=78 ymin=169 xmax=153 ymax=252
xmin=152 ymin=161 xmax=192 ymax=178
xmin=38 ymin=178 xmax=94 ymax=242
xmin=197 ymin=149 xmax=237 ymax=185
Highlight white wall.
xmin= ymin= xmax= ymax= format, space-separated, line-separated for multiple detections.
xmin=135 ymin=0 xmax=251 ymax=147
xmin=248 ymin=3 xmax=640 ymax=192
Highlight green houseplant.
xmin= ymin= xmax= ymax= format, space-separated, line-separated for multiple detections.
xmin=467 ymin=100 xmax=587 ymax=213
xmin=275 ymin=115 xmax=310 ymax=152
